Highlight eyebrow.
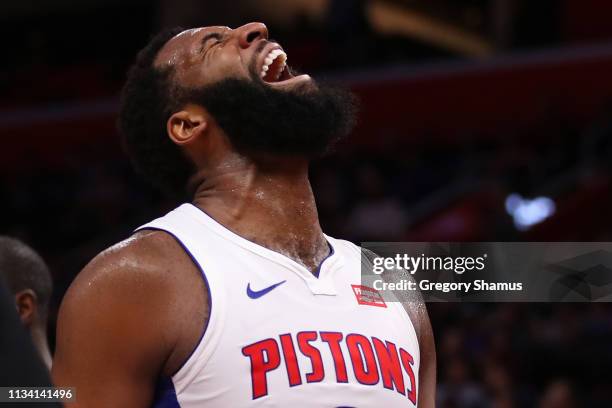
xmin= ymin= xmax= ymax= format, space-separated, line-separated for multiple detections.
xmin=200 ymin=32 xmax=224 ymax=49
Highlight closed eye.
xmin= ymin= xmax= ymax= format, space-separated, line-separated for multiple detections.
xmin=200 ymin=32 xmax=223 ymax=53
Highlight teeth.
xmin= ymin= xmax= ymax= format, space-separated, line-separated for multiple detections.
xmin=261 ymin=48 xmax=288 ymax=80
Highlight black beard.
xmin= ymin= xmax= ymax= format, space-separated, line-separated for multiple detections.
xmin=178 ymin=77 xmax=358 ymax=158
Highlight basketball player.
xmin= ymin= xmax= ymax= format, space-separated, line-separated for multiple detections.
xmin=0 ymin=279 xmax=60 ymax=408
xmin=0 ymin=236 xmax=53 ymax=371
xmin=52 ymin=23 xmax=436 ymax=407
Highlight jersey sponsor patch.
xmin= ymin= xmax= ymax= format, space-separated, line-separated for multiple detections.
xmin=351 ymin=285 xmax=386 ymax=308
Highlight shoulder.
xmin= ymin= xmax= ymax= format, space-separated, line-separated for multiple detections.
xmin=56 ymin=229 xmax=207 ymax=373
xmin=88 ymin=229 xmax=188 ymax=269
xmin=325 ymin=235 xmax=361 ymax=257
xmin=52 ymin=230 xmax=209 ymax=405
xmin=59 ymin=229 xmax=193 ymax=327
xmin=334 ymin=239 xmax=431 ymax=343
xmin=64 ymin=230 xmax=191 ymax=302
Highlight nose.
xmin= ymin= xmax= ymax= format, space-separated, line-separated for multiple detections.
xmin=236 ymin=22 xmax=268 ymax=49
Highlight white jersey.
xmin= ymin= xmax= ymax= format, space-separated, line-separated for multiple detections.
xmin=138 ymin=203 xmax=420 ymax=407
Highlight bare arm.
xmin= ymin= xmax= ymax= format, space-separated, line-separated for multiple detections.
xmin=52 ymin=234 xmax=195 ymax=407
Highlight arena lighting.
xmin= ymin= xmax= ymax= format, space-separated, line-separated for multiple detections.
xmin=505 ymin=193 xmax=556 ymax=231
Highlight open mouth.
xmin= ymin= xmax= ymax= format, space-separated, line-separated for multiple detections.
xmin=259 ymin=48 xmax=293 ymax=83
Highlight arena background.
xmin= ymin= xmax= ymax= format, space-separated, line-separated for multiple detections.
xmin=3 ymin=1 xmax=612 ymax=406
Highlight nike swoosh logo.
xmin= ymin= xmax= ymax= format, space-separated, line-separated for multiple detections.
xmin=247 ymin=280 xmax=287 ymax=299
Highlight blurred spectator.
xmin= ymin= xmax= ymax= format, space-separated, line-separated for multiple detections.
xmin=345 ymin=164 xmax=408 ymax=240
xmin=0 ymin=236 xmax=53 ymax=370
xmin=437 ymin=357 xmax=487 ymax=408
xmin=0 ymin=279 xmax=58 ymax=397
xmin=538 ymin=379 xmax=576 ymax=408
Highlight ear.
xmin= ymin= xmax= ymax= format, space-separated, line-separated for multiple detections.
xmin=167 ymin=105 xmax=208 ymax=145
xmin=15 ymin=289 xmax=37 ymax=327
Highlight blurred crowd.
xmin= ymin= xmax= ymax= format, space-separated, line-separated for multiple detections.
xmin=431 ymin=302 xmax=612 ymax=407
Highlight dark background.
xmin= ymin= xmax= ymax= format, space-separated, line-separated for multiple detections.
xmin=2 ymin=1 xmax=612 ymax=406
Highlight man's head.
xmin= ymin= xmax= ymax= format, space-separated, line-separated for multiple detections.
xmin=0 ymin=237 xmax=52 ymax=329
xmin=119 ymin=23 xmax=357 ymax=197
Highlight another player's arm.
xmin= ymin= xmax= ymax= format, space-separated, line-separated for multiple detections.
xmin=52 ymin=237 xmax=183 ymax=407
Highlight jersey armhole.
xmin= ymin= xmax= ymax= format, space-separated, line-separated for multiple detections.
xmin=136 ymin=226 xmax=226 ymax=396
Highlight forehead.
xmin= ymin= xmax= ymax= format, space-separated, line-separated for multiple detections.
xmin=154 ymin=26 xmax=230 ymax=68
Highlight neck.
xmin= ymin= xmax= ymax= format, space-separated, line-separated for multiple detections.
xmin=191 ymin=155 xmax=329 ymax=273
xmin=30 ymin=324 xmax=52 ymax=371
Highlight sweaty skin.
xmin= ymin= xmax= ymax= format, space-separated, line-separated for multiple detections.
xmin=52 ymin=22 xmax=436 ymax=407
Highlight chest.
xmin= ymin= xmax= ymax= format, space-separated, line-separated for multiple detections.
xmin=205 ymin=258 xmax=420 ymax=406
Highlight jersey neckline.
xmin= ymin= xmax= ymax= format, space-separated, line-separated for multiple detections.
xmin=181 ymin=203 xmax=341 ymax=284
